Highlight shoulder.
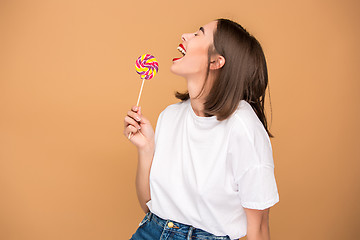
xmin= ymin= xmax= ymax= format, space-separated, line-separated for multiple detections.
xmin=154 ymin=100 xmax=189 ymax=140
xmin=155 ymin=100 xmax=189 ymax=128
xmin=230 ymin=100 xmax=271 ymax=145
xmin=228 ymin=100 xmax=273 ymax=166
xmin=158 ymin=100 xmax=189 ymax=119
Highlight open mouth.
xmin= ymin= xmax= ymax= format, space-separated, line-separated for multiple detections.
xmin=173 ymin=43 xmax=186 ymax=62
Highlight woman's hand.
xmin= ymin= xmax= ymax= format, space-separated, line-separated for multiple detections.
xmin=124 ymin=106 xmax=155 ymax=152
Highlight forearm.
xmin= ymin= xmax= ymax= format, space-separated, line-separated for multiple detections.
xmin=135 ymin=147 xmax=154 ymax=213
xmin=246 ymin=225 xmax=270 ymax=240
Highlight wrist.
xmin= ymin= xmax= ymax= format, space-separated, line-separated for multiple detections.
xmin=138 ymin=141 xmax=155 ymax=156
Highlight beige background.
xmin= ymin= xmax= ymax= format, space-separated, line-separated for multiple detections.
xmin=1 ymin=0 xmax=359 ymax=239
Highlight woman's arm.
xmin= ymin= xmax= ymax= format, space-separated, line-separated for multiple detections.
xmin=135 ymin=145 xmax=154 ymax=213
xmin=244 ymin=207 xmax=271 ymax=240
xmin=124 ymin=106 xmax=155 ymax=213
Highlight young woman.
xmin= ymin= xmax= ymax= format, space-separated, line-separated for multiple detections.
xmin=124 ymin=18 xmax=280 ymax=240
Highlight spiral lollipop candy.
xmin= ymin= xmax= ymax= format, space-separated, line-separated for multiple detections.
xmin=135 ymin=54 xmax=159 ymax=80
xmin=128 ymin=54 xmax=159 ymax=139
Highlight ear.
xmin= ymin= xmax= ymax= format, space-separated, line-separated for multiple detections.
xmin=210 ymin=55 xmax=225 ymax=70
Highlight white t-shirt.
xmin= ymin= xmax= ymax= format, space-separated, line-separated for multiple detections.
xmin=146 ymin=99 xmax=279 ymax=240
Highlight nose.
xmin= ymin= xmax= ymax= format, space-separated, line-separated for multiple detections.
xmin=181 ymin=33 xmax=186 ymax=42
xmin=181 ymin=33 xmax=193 ymax=42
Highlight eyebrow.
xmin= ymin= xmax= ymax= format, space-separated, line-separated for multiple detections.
xmin=199 ymin=27 xmax=205 ymax=34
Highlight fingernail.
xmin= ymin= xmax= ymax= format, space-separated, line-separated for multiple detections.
xmin=138 ymin=126 xmax=141 ymax=130
xmin=136 ymin=117 xmax=141 ymax=121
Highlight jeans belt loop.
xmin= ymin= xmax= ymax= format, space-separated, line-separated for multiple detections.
xmin=147 ymin=211 xmax=153 ymax=222
xmin=187 ymin=226 xmax=194 ymax=240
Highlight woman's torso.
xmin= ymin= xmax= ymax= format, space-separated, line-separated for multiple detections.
xmin=146 ymin=99 xmax=278 ymax=239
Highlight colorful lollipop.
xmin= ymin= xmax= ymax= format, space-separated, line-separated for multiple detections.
xmin=134 ymin=54 xmax=158 ymax=106
xmin=135 ymin=54 xmax=158 ymax=80
xmin=128 ymin=54 xmax=159 ymax=139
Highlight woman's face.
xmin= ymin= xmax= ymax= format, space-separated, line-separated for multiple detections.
xmin=170 ymin=21 xmax=217 ymax=79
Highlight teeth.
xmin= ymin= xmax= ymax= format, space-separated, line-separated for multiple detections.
xmin=177 ymin=46 xmax=186 ymax=56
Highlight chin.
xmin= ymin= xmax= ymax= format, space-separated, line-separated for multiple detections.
xmin=171 ymin=61 xmax=201 ymax=78
xmin=170 ymin=64 xmax=183 ymax=76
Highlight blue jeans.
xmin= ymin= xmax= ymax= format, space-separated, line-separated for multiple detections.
xmin=130 ymin=211 xmax=231 ymax=240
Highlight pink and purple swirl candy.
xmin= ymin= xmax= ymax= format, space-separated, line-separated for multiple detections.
xmin=135 ymin=54 xmax=159 ymax=80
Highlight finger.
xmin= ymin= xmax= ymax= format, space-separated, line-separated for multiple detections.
xmin=131 ymin=105 xmax=139 ymax=112
xmin=127 ymin=110 xmax=141 ymax=122
xmin=136 ymin=107 xmax=150 ymax=124
xmin=125 ymin=125 xmax=138 ymax=138
xmin=124 ymin=116 xmax=141 ymax=130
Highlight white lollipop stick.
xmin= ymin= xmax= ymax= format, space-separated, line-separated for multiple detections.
xmin=136 ymin=78 xmax=145 ymax=107
xmin=128 ymin=77 xmax=145 ymax=139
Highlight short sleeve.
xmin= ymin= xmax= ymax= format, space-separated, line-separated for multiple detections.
xmin=238 ymin=164 xmax=279 ymax=210
xmin=228 ymin=113 xmax=280 ymax=210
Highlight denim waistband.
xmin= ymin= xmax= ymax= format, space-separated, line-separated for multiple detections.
xmin=144 ymin=211 xmax=230 ymax=240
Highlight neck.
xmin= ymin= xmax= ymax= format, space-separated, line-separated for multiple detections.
xmin=190 ymin=98 xmax=206 ymax=117
xmin=186 ymin=73 xmax=214 ymax=117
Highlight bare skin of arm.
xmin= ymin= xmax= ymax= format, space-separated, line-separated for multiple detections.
xmin=244 ymin=207 xmax=271 ymax=240
xmin=124 ymin=106 xmax=155 ymax=213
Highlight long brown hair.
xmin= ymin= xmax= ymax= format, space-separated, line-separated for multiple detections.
xmin=175 ymin=18 xmax=273 ymax=138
